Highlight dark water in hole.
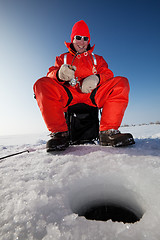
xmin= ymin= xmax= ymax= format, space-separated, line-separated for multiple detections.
xmin=79 ymin=204 xmax=141 ymax=223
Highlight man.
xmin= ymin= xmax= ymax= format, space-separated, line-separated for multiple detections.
xmin=33 ymin=20 xmax=135 ymax=151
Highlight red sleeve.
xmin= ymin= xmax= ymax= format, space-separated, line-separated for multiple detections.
xmin=46 ymin=55 xmax=65 ymax=84
xmin=96 ymin=55 xmax=114 ymax=85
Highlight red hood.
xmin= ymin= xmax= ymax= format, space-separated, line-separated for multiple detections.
xmin=65 ymin=42 xmax=95 ymax=55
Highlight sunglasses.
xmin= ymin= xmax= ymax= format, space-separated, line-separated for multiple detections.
xmin=74 ymin=35 xmax=89 ymax=41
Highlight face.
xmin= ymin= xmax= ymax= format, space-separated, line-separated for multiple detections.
xmin=73 ymin=36 xmax=89 ymax=53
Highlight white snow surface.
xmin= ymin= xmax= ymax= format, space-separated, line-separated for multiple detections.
xmin=0 ymin=125 xmax=160 ymax=240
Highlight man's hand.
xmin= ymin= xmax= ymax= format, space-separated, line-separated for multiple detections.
xmin=81 ymin=75 xmax=99 ymax=93
xmin=58 ymin=64 xmax=76 ymax=81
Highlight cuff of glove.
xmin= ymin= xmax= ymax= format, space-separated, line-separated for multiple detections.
xmin=56 ymin=70 xmax=65 ymax=82
xmin=96 ymin=74 xmax=100 ymax=85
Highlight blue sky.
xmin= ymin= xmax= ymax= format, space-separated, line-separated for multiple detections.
xmin=0 ymin=0 xmax=160 ymax=135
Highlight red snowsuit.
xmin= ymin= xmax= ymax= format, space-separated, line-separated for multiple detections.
xmin=33 ymin=42 xmax=129 ymax=133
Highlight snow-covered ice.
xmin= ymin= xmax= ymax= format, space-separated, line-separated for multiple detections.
xmin=0 ymin=124 xmax=160 ymax=240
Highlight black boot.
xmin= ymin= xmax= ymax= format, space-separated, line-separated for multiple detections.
xmin=99 ymin=129 xmax=135 ymax=147
xmin=46 ymin=131 xmax=69 ymax=152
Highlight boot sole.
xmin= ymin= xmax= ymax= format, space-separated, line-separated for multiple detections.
xmin=46 ymin=144 xmax=69 ymax=152
xmin=100 ymin=138 xmax=135 ymax=147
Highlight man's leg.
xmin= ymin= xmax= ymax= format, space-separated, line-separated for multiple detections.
xmin=94 ymin=76 xmax=134 ymax=146
xmin=95 ymin=76 xmax=129 ymax=131
xmin=33 ymin=77 xmax=69 ymax=133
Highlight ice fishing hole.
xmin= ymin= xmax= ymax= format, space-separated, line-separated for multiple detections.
xmin=78 ymin=203 xmax=140 ymax=223
xmin=69 ymin=176 xmax=145 ymax=223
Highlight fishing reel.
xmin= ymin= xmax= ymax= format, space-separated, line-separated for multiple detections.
xmin=69 ymin=77 xmax=79 ymax=87
xmin=68 ymin=65 xmax=79 ymax=87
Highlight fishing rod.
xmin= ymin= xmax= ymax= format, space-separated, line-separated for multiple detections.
xmin=0 ymin=145 xmax=46 ymax=162
xmin=0 ymin=150 xmax=30 ymax=161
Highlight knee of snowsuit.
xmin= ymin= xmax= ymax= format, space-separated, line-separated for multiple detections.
xmin=33 ymin=76 xmax=129 ymax=133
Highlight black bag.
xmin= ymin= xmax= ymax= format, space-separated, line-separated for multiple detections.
xmin=65 ymin=103 xmax=99 ymax=144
